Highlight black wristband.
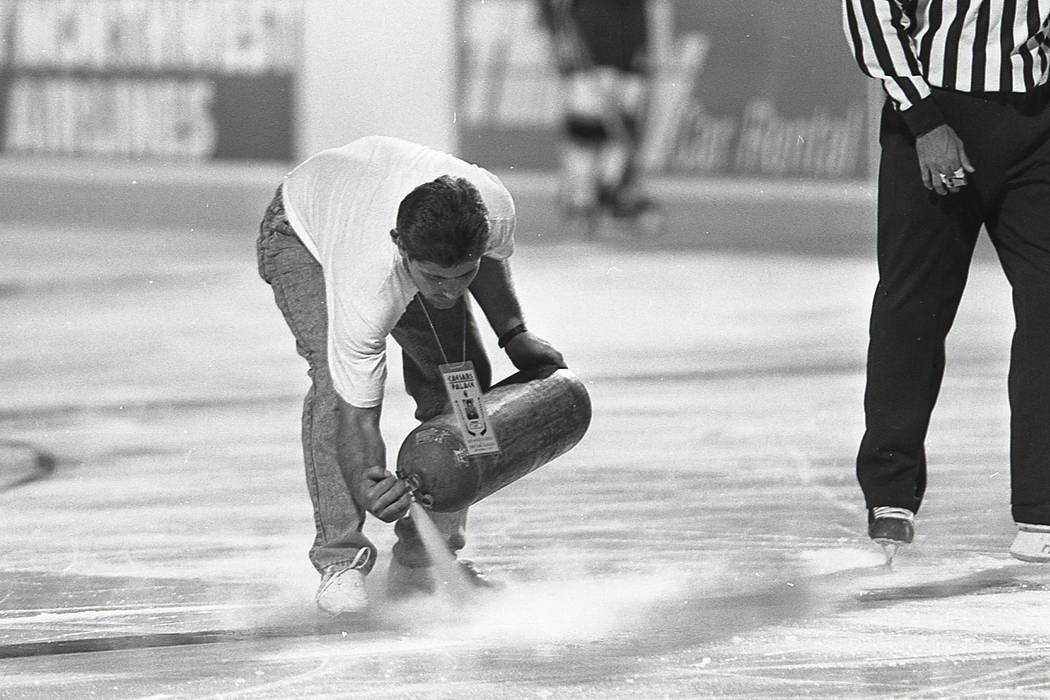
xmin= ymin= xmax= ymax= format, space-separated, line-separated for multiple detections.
xmin=497 ymin=323 xmax=528 ymax=348
xmin=900 ymin=96 xmax=946 ymax=139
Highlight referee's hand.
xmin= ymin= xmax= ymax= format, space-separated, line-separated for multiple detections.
xmin=916 ymin=124 xmax=975 ymax=196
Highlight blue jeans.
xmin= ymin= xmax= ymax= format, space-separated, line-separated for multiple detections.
xmin=256 ymin=188 xmax=491 ymax=573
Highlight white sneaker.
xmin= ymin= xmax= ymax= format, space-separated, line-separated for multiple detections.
xmin=1010 ymin=523 xmax=1050 ymax=562
xmin=316 ymin=566 xmax=367 ymax=614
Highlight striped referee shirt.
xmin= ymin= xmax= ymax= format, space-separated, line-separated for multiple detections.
xmin=842 ymin=0 xmax=1050 ymax=134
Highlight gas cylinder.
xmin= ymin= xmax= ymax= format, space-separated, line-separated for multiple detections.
xmin=396 ymin=365 xmax=591 ymax=512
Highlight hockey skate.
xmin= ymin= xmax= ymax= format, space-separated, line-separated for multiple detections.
xmin=868 ymin=507 xmax=914 ymax=566
xmin=1010 ymin=523 xmax=1050 ymax=562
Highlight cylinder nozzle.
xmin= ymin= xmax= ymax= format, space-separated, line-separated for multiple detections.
xmin=401 ymin=473 xmax=434 ymax=508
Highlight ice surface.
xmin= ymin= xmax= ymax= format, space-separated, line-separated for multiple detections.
xmin=3 ymin=226 xmax=1049 ymax=698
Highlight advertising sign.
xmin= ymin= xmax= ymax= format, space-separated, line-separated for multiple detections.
xmin=0 ymin=0 xmax=301 ymax=161
xmin=457 ymin=0 xmax=872 ymax=179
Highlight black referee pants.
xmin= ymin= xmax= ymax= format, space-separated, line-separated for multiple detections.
xmin=858 ymin=87 xmax=1050 ymax=526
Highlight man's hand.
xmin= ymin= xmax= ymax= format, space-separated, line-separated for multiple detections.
xmin=915 ymin=124 xmax=975 ymax=196
xmin=357 ymin=466 xmax=412 ymax=522
xmin=504 ymin=331 xmax=567 ymax=370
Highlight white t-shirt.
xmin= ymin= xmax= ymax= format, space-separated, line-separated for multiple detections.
xmin=281 ymin=136 xmax=516 ymax=408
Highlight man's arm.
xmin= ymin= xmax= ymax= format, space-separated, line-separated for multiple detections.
xmin=841 ymin=0 xmax=937 ymax=127
xmin=469 ymin=256 xmax=567 ymax=369
xmin=841 ymin=0 xmax=973 ymax=195
xmin=336 ymin=399 xmax=411 ymax=522
xmin=469 ymin=256 xmax=524 ymax=337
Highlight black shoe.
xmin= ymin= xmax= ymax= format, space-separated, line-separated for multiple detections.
xmin=387 ymin=559 xmax=500 ymax=600
xmin=609 ymin=195 xmax=659 ymax=220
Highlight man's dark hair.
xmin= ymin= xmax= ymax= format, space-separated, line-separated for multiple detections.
xmin=393 ymin=175 xmax=490 ymax=266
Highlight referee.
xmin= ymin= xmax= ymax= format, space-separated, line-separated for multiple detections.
xmin=842 ymin=0 xmax=1050 ymax=562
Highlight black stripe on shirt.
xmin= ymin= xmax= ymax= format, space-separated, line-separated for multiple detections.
xmin=918 ymin=0 xmax=944 ymax=75
xmin=1022 ymin=3 xmax=1041 ymax=89
xmin=941 ymin=0 xmax=972 ymax=87
xmin=972 ymin=1 xmax=992 ymax=90
xmin=1001 ymin=0 xmax=1019 ymax=89
xmin=844 ymin=0 xmax=871 ymax=76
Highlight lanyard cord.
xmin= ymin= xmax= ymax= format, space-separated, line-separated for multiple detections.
xmin=416 ymin=295 xmax=466 ymax=365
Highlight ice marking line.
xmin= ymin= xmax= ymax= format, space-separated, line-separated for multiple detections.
xmin=687 ymin=648 xmax=1050 ymax=675
xmin=0 ymin=602 xmax=274 ymax=625
xmin=0 ymin=619 xmax=382 ymax=659
xmin=0 ymin=393 xmax=301 ymax=422
xmin=691 ymin=668 xmax=882 ymax=693
xmin=589 ymin=360 xmax=865 ymax=385
xmin=198 ymin=659 xmax=334 ymax=700
xmin=905 ymin=655 xmax=1050 ymax=698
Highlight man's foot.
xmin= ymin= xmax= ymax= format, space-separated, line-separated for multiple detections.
xmin=608 ymin=194 xmax=659 ymax=220
xmin=868 ymin=507 xmax=915 ymax=564
xmin=315 ymin=549 xmax=371 ymax=615
xmin=386 ymin=558 xmax=499 ymax=600
xmin=1010 ymin=523 xmax=1050 ymax=562
xmin=316 ymin=566 xmax=367 ymax=614
xmin=596 ymin=188 xmax=664 ymax=237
